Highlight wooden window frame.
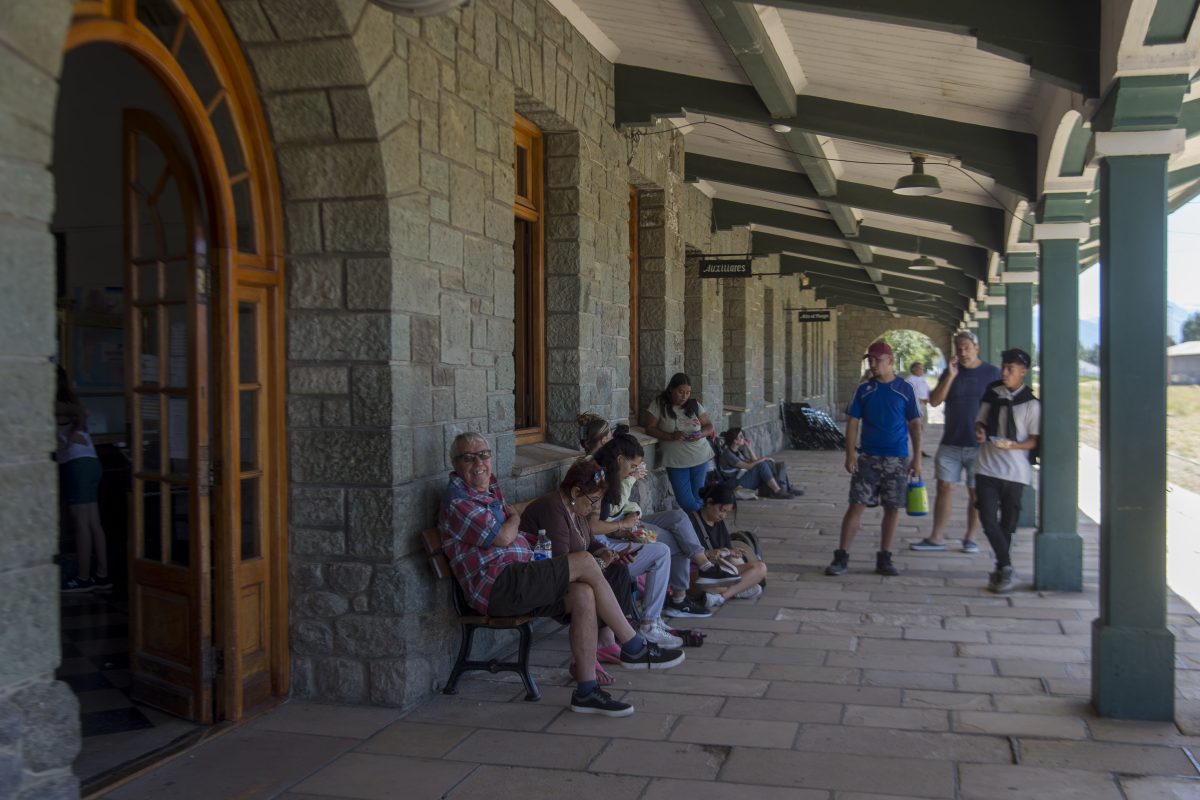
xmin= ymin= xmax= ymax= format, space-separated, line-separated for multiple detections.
xmin=628 ymin=185 xmax=639 ymax=423
xmin=513 ymin=115 xmax=545 ymax=445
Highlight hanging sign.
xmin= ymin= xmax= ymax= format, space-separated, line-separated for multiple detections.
xmin=698 ymin=257 xmax=753 ymax=278
xmin=796 ymin=309 xmax=832 ymax=322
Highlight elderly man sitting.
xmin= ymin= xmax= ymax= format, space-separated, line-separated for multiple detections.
xmin=439 ymin=433 xmax=684 ymax=717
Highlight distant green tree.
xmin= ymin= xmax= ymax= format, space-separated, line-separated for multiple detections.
xmin=879 ymin=330 xmax=941 ymax=373
xmin=1183 ymin=312 xmax=1200 ymax=343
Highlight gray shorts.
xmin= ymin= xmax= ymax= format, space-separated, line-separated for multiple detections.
xmin=935 ymin=445 xmax=978 ymax=488
xmin=849 ymin=454 xmax=907 ymax=509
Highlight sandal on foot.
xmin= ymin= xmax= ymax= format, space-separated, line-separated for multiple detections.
xmin=570 ymin=660 xmax=615 ymax=686
xmin=596 ymin=644 xmax=622 ymax=664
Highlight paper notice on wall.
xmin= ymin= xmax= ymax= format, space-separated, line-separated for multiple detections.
xmin=168 ymin=397 xmax=188 ymax=460
xmin=169 ymin=322 xmax=187 ymax=386
xmin=140 ymin=354 xmax=159 ymax=385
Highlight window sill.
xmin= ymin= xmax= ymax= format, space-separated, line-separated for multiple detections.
xmin=512 ymin=441 xmax=581 ymax=478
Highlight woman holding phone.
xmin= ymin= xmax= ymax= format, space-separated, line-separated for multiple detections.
xmin=645 ymin=372 xmax=714 ymax=514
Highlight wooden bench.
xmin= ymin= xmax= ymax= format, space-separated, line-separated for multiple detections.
xmin=420 ymin=500 xmax=540 ymax=701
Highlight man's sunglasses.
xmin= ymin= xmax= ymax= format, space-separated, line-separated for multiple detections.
xmin=455 ymin=450 xmax=493 ymax=463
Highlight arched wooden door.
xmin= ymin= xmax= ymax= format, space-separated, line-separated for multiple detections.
xmin=68 ymin=0 xmax=287 ymax=723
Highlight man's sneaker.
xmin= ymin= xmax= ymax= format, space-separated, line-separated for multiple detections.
xmin=824 ymin=549 xmax=849 ymax=576
xmin=641 ymin=619 xmax=684 ymax=649
xmin=664 ymin=595 xmax=712 ymax=618
xmin=910 ymin=538 xmax=947 ymax=551
xmin=704 ymin=592 xmax=726 ymax=610
xmin=986 ymin=569 xmax=1000 ymax=592
xmin=61 ymin=576 xmax=94 ymax=593
xmin=570 ymin=687 xmax=634 ymax=717
xmin=991 ymin=565 xmax=1016 ymax=594
xmin=619 ymin=642 xmax=685 ymax=670
xmin=875 ymin=550 xmax=900 ymax=577
xmin=91 ymin=575 xmax=113 ymax=592
xmin=962 ymin=539 xmax=980 ymax=554
xmin=789 ymin=487 xmax=805 ymax=497
xmin=734 ymin=584 xmax=763 ymax=600
xmin=695 ymin=562 xmax=740 ymax=586
xmin=768 ymin=490 xmax=791 ymax=500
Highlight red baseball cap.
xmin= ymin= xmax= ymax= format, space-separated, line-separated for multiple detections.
xmin=864 ymin=341 xmax=893 ymax=359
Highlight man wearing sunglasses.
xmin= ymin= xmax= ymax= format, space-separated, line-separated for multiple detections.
xmin=439 ymin=433 xmax=682 ymax=717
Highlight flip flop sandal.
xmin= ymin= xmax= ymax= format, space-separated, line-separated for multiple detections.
xmin=570 ymin=659 xmax=616 ymax=686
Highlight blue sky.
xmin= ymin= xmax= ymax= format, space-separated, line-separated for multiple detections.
xmin=1078 ymin=198 xmax=1200 ymax=318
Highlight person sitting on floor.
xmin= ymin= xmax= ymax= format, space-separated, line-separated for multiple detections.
xmin=588 ymin=425 xmax=737 ymax=623
xmin=686 ymin=482 xmax=769 ymax=606
xmin=716 ymin=427 xmax=799 ymax=499
xmin=439 ymin=433 xmax=684 ymax=717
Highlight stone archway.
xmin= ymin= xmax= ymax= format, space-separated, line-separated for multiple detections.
xmin=834 ymin=305 xmax=954 ymax=410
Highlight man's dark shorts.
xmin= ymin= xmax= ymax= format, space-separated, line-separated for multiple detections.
xmin=849 ymin=454 xmax=907 ymax=509
xmin=486 ymin=556 xmax=570 ymax=619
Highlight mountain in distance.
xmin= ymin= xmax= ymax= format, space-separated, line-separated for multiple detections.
xmin=1072 ymin=302 xmax=1195 ymax=349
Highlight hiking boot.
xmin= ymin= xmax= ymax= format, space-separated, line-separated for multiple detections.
xmin=824 ymin=549 xmax=849 ymax=576
xmin=695 ymin=562 xmax=740 ymax=586
xmin=910 ymin=538 xmax=947 ymax=552
xmin=875 ymin=550 xmax=900 ymax=577
xmin=664 ymin=595 xmax=712 ymax=618
xmin=991 ymin=565 xmax=1015 ymax=594
xmin=640 ymin=619 xmax=683 ymax=649
xmin=619 ymin=642 xmax=685 ymax=670
xmin=570 ymin=687 xmax=634 ymax=717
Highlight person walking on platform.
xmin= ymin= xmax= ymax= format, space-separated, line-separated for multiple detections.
xmin=825 ymin=341 xmax=922 ymax=577
xmin=910 ymin=330 xmax=1000 ymax=554
xmin=974 ymin=349 xmax=1040 ymax=594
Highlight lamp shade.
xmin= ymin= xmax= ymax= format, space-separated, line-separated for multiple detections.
xmin=893 ymin=155 xmax=942 ymax=196
xmin=909 ymin=255 xmax=938 ymax=271
xmin=368 ymin=0 xmax=469 ymax=16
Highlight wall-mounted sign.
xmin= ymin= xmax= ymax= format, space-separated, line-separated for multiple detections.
xmin=698 ymin=257 xmax=752 ymax=278
xmin=796 ymin=309 xmax=832 ymax=322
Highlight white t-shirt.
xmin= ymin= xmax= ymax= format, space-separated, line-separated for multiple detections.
xmin=974 ymin=386 xmax=1040 ymax=485
xmin=906 ymin=374 xmax=931 ymax=403
xmin=647 ymin=401 xmax=712 ymax=469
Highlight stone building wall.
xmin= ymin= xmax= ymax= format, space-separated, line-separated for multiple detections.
xmin=834 ymin=305 xmax=953 ymax=415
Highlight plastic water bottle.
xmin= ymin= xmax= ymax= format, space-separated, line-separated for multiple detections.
xmin=533 ymin=529 xmax=552 ymax=561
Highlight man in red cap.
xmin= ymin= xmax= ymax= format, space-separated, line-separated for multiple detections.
xmin=825 ymin=340 xmax=923 ymax=577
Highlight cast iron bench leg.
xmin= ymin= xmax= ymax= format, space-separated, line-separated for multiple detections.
xmin=516 ymin=622 xmax=540 ymax=701
xmin=443 ymin=622 xmax=476 ymax=695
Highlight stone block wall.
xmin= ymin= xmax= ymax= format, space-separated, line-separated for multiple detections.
xmin=834 ymin=305 xmax=952 ymax=414
xmin=0 ymin=2 xmax=83 ymax=797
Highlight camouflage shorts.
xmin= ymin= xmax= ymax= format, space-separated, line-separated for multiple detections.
xmin=848 ymin=454 xmax=908 ymax=509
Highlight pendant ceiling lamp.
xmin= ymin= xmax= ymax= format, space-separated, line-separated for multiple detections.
xmin=910 ymin=237 xmax=938 ymax=271
xmin=893 ymin=154 xmax=942 ymax=196
xmin=368 ymin=0 xmax=470 ymax=16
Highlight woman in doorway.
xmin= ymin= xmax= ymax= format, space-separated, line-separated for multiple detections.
xmin=56 ymin=363 xmax=110 ymax=593
xmin=589 ymin=425 xmax=735 ymax=622
xmin=687 ymin=482 xmax=769 ymax=605
xmin=645 ymin=373 xmax=714 ymax=514
xmin=717 ymin=427 xmax=797 ymax=499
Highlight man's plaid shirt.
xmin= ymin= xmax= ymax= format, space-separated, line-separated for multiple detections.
xmin=439 ymin=472 xmax=536 ymax=614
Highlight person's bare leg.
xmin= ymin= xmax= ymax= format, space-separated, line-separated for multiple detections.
xmin=838 ymin=504 xmax=866 ymax=550
xmin=880 ymin=508 xmax=900 ymax=551
xmin=566 ymin=552 xmax=636 ymax=642
xmin=928 ymin=480 xmax=954 ymax=543
xmin=69 ymin=504 xmax=92 ymax=580
xmin=964 ymin=488 xmax=981 ymax=541
xmin=86 ymin=503 xmax=108 ymax=577
xmin=562 ymin=583 xmax=597 ymax=683
xmin=716 ymin=561 xmax=767 ymax=598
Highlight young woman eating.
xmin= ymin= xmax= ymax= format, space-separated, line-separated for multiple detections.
xmin=686 ymin=482 xmax=769 ymax=606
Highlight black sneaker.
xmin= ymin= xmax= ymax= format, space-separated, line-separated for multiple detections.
xmin=619 ymin=642 xmax=685 ymax=670
xmin=875 ymin=550 xmax=899 ymax=577
xmin=695 ymin=563 xmax=739 ymax=586
xmin=570 ymin=688 xmax=634 ymax=717
xmin=824 ymin=549 xmax=849 ymax=576
xmin=91 ymin=575 xmax=113 ymax=592
xmin=789 ymin=487 xmax=805 ymax=497
xmin=664 ymin=596 xmax=712 ymax=618
xmin=61 ymin=576 xmax=94 ymax=593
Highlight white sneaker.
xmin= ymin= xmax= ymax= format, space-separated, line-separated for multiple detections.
xmin=704 ymin=592 xmax=726 ymax=610
xmin=640 ymin=619 xmax=683 ymax=649
xmin=734 ymin=584 xmax=763 ymax=600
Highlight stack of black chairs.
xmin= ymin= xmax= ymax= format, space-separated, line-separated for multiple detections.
xmin=782 ymin=403 xmax=846 ymax=450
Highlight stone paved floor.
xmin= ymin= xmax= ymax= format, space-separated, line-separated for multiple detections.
xmin=98 ymin=443 xmax=1200 ymax=799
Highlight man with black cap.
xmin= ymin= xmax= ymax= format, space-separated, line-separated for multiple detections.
xmin=825 ymin=340 xmax=923 ymax=577
xmin=973 ymin=348 xmax=1040 ymax=594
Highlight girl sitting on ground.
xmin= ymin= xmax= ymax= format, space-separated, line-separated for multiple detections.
xmin=686 ymin=482 xmax=769 ymax=606
xmin=717 ymin=427 xmax=799 ymax=499
xmin=589 ymin=425 xmax=737 ymax=621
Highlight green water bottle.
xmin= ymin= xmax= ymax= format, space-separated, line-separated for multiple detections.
xmin=906 ymin=478 xmax=929 ymax=516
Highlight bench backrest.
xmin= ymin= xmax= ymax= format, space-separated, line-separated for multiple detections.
xmin=421 ymin=499 xmax=534 ymax=614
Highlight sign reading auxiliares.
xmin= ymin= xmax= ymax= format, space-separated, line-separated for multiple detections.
xmin=697 ymin=257 xmax=752 ymax=278
xmin=796 ymin=309 xmax=832 ymax=322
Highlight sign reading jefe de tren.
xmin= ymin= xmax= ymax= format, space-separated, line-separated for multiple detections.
xmin=796 ymin=309 xmax=832 ymax=322
xmin=698 ymin=257 xmax=752 ymax=278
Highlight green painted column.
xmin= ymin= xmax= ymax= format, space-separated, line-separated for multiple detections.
xmin=1035 ymin=235 xmax=1083 ymax=591
xmin=975 ymin=317 xmax=990 ymax=362
xmin=1093 ymin=152 xmax=1174 ymax=721
xmin=1005 ymin=280 xmax=1037 ymax=528
xmin=986 ymin=300 xmax=1006 ymax=366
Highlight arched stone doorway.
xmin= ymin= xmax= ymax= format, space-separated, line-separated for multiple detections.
xmin=834 ymin=305 xmax=954 ymax=411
